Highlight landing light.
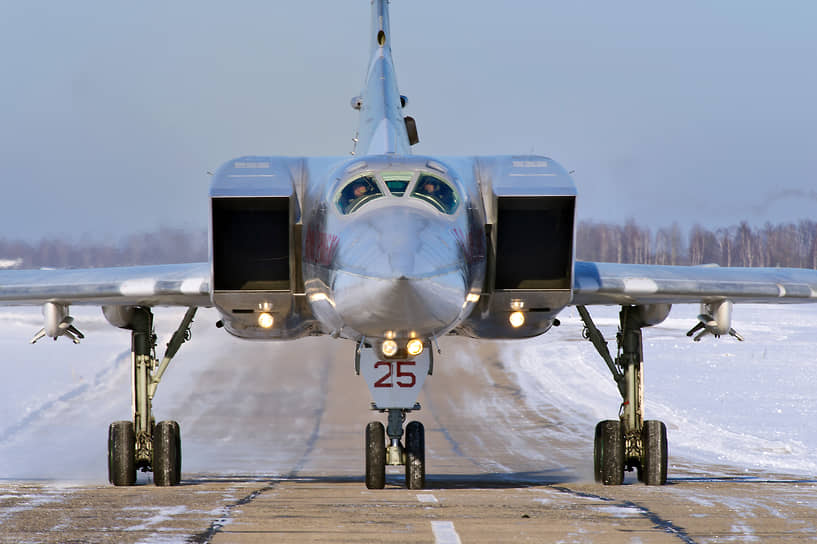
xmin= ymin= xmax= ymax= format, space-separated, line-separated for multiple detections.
xmin=509 ymin=311 xmax=525 ymax=328
xmin=258 ymin=312 xmax=274 ymax=329
xmin=406 ymin=338 xmax=424 ymax=356
xmin=466 ymin=293 xmax=480 ymax=303
xmin=382 ymin=339 xmax=398 ymax=357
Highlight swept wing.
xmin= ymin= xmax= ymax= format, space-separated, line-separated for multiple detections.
xmin=0 ymin=263 xmax=210 ymax=307
xmin=573 ymin=261 xmax=817 ymax=306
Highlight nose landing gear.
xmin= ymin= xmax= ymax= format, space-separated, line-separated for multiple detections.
xmin=365 ymin=408 xmax=425 ymax=489
xmin=358 ymin=342 xmax=432 ymax=489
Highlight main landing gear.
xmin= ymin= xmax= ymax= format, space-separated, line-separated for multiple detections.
xmin=578 ymin=305 xmax=668 ymax=486
xmin=107 ymin=307 xmax=196 ymax=486
xmin=365 ymin=408 xmax=425 ymax=489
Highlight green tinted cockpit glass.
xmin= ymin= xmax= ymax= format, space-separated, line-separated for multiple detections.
xmin=336 ymin=175 xmax=382 ymax=214
xmin=411 ymin=174 xmax=459 ymax=214
xmin=381 ymin=171 xmax=414 ymax=196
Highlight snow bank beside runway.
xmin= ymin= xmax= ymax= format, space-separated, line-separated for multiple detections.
xmin=505 ymin=303 xmax=817 ymax=477
xmin=0 ymin=307 xmax=234 ymax=481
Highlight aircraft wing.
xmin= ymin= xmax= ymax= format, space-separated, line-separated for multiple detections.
xmin=0 ymin=262 xmax=211 ymax=307
xmin=572 ymin=261 xmax=817 ymax=306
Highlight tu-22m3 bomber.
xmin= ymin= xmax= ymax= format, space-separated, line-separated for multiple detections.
xmin=2 ymin=0 xmax=817 ymax=489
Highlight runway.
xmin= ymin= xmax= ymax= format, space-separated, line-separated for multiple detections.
xmin=0 ymin=309 xmax=816 ymax=542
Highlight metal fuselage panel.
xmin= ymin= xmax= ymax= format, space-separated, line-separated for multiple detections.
xmin=301 ymin=155 xmax=486 ymax=342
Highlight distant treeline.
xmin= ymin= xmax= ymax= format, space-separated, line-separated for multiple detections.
xmin=2 ymin=221 xmax=817 ymax=269
xmin=0 ymin=227 xmax=208 ymax=269
xmin=576 ymin=220 xmax=817 ymax=269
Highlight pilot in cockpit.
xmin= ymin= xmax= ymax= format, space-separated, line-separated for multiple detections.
xmin=420 ymin=178 xmax=439 ymax=196
xmin=339 ymin=176 xmax=380 ymax=213
xmin=414 ymin=176 xmax=457 ymax=213
xmin=352 ymin=178 xmax=377 ymax=201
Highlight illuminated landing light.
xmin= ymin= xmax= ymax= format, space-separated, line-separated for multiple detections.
xmin=509 ymin=311 xmax=525 ymax=328
xmin=258 ymin=312 xmax=274 ymax=329
xmin=407 ymin=338 xmax=424 ymax=356
xmin=382 ymin=339 xmax=398 ymax=357
xmin=466 ymin=293 xmax=480 ymax=303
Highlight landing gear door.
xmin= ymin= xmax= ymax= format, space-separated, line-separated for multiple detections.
xmin=359 ymin=348 xmax=430 ymax=409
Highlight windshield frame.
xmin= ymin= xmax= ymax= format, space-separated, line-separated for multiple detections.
xmin=334 ymin=174 xmax=384 ymax=214
xmin=380 ymin=170 xmax=417 ymax=197
xmin=332 ymin=168 xmax=462 ymax=216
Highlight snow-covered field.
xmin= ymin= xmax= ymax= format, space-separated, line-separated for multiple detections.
xmin=508 ymin=303 xmax=817 ymax=477
xmin=0 ymin=303 xmax=815 ymax=481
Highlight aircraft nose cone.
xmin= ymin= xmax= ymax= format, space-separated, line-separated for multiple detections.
xmin=331 ymin=207 xmax=467 ymax=337
xmin=333 ymin=207 xmax=456 ymax=279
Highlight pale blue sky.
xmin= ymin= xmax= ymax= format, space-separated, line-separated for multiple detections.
xmin=1 ymin=1 xmax=815 ymax=241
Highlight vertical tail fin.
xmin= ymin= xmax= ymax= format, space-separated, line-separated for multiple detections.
xmin=355 ymin=0 xmax=411 ymax=156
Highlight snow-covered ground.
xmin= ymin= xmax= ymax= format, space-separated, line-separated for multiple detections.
xmin=0 ymin=307 xmax=248 ymax=481
xmin=0 ymin=303 xmax=815 ymax=481
xmin=507 ymin=303 xmax=817 ymax=477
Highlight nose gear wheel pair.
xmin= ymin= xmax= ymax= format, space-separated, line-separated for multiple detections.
xmin=365 ymin=411 xmax=425 ymax=489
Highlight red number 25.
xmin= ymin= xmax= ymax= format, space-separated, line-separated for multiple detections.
xmin=374 ymin=361 xmax=416 ymax=388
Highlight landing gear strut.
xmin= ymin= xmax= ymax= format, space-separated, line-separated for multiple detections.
xmin=578 ymin=305 xmax=668 ymax=485
xmin=365 ymin=408 xmax=425 ymax=489
xmin=107 ymin=307 xmax=196 ymax=486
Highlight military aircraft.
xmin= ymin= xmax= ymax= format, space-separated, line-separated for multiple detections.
xmin=2 ymin=0 xmax=817 ymax=490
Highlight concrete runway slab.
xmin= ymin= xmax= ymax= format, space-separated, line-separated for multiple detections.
xmin=1 ymin=335 xmax=815 ymax=543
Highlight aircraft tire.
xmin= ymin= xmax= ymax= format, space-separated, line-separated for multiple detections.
xmin=641 ymin=420 xmax=668 ymax=485
xmin=108 ymin=421 xmax=136 ymax=486
xmin=153 ymin=420 xmax=182 ymax=486
xmin=365 ymin=421 xmax=386 ymax=489
xmin=404 ymin=421 xmax=425 ymax=490
xmin=594 ymin=420 xmax=624 ymax=485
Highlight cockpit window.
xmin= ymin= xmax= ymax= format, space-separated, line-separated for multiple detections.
xmin=411 ymin=174 xmax=459 ymax=214
xmin=381 ymin=171 xmax=413 ymax=196
xmin=336 ymin=175 xmax=382 ymax=214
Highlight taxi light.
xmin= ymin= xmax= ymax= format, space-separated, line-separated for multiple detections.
xmin=382 ymin=339 xmax=398 ymax=357
xmin=406 ymin=338 xmax=424 ymax=356
xmin=509 ymin=311 xmax=525 ymax=328
xmin=258 ymin=312 xmax=274 ymax=329
xmin=466 ymin=293 xmax=480 ymax=303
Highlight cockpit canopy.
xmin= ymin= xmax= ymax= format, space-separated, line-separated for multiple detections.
xmin=335 ymin=170 xmax=459 ymax=215
xmin=336 ymin=175 xmax=382 ymax=214
xmin=411 ymin=174 xmax=458 ymax=214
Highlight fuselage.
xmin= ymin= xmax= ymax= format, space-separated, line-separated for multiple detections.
xmin=302 ymin=155 xmax=486 ymax=346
